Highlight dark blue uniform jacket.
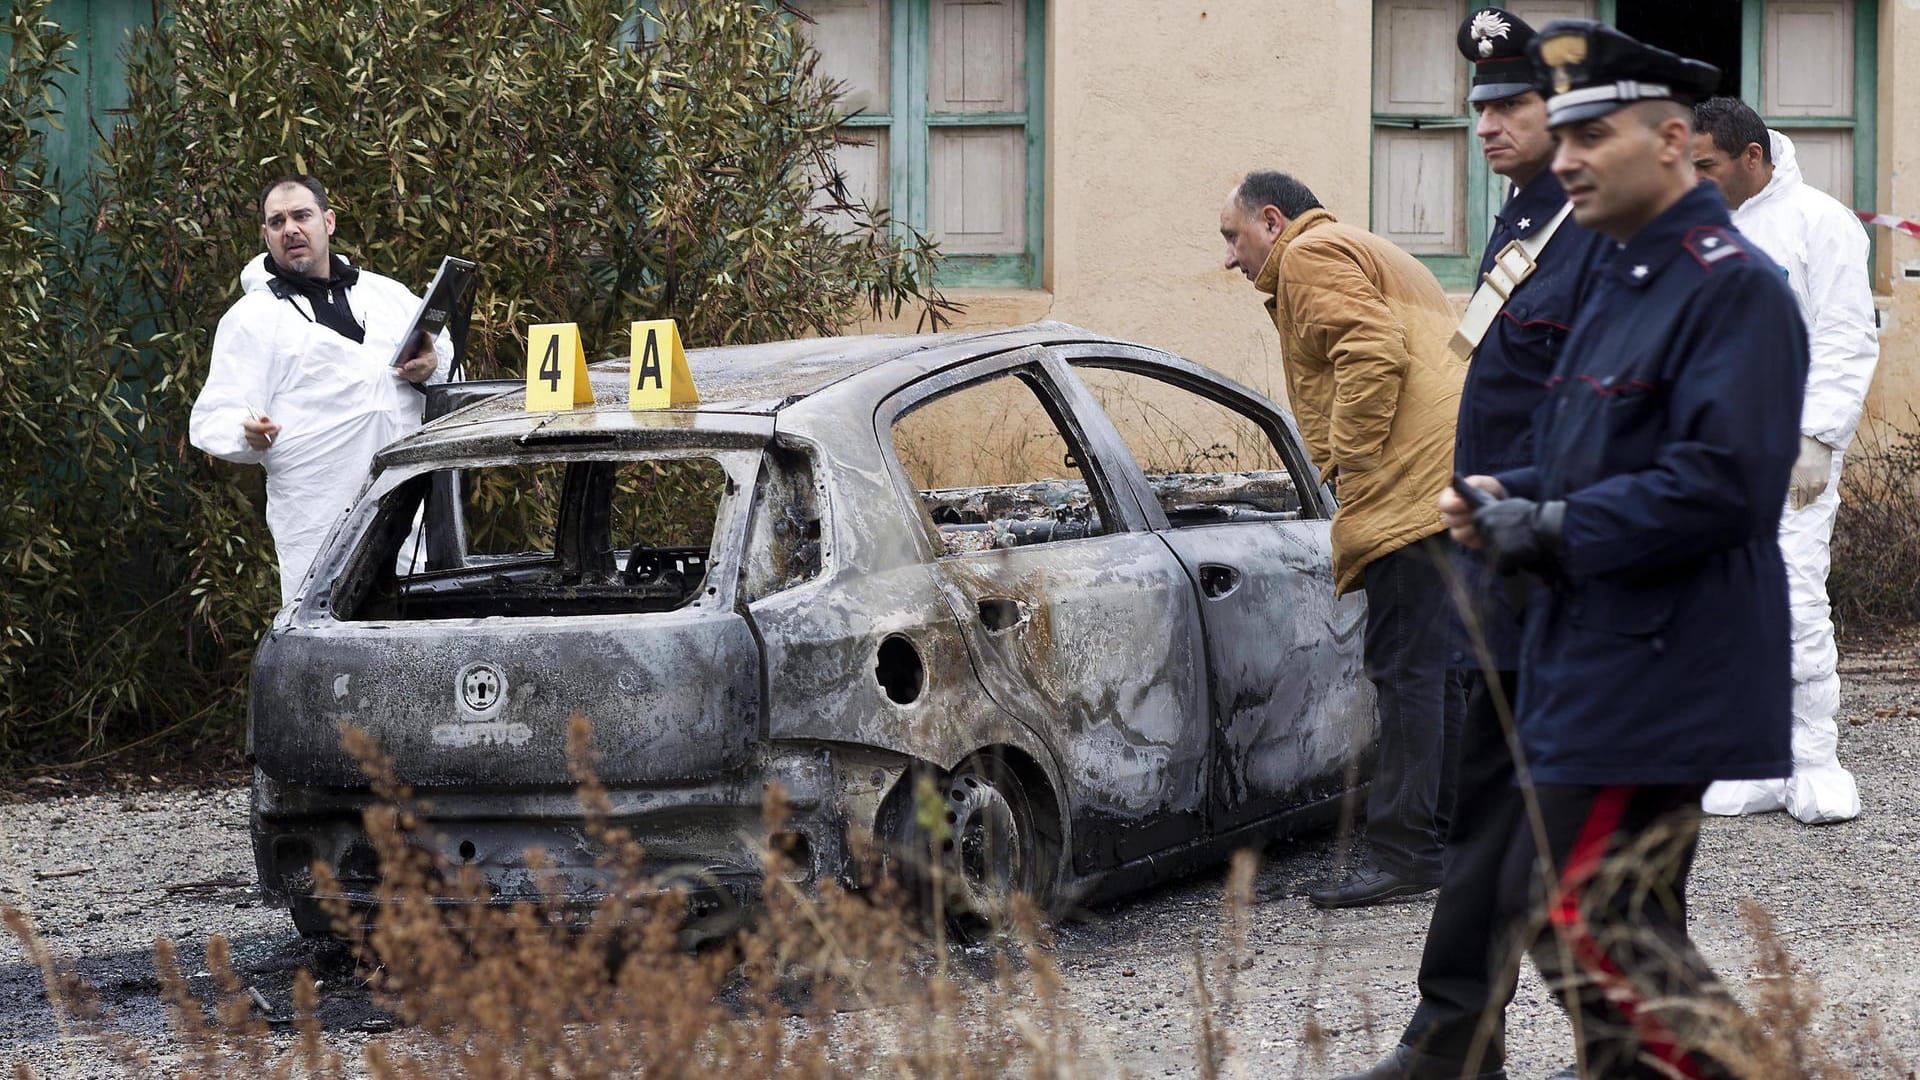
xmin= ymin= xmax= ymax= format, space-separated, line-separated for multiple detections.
xmin=1451 ymin=170 xmax=1611 ymax=672
xmin=1493 ymin=182 xmax=1806 ymax=786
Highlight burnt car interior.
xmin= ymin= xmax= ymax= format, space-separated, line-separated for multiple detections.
xmin=889 ymin=367 xmax=1113 ymax=557
xmin=1071 ymin=361 xmax=1313 ymax=526
xmin=328 ymin=454 xmax=728 ymax=620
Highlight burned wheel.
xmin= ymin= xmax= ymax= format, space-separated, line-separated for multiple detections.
xmin=289 ymin=895 xmax=340 ymax=940
xmin=943 ymin=758 xmax=1038 ymax=926
xmin=883 ymin=752 xmax=1056 ymax=937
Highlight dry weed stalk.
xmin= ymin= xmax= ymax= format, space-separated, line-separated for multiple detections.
xmin=15 ymin=711 xmax=1887 ymax=1077
xmin=1830 ymin=410 xmax=1920 ymax=631
xmin=1193 ymin=848 xmax=1257 ymax=1080
xmin=3 ymin=711 xmax=1162 ymax=1078
xmin=1466 ymin=818 xmax=1880 ymax=1080
xmin=3 ymin=905 xmax=157 ymax=1076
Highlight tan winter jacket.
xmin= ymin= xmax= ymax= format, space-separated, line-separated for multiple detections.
xmin=1255 ymin=208 xmax=1465 ymax=595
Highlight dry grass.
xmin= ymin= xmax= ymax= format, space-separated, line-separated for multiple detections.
xmin=2 ymin=712 xmax=1904 ymax=1078
xmin=4 ymin=715 xmax=1119 ymax=1078
xmin=1831 ymin=412 xmax=1920 ymax=633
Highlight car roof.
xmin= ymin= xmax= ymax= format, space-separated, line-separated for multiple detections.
xmin=380 ymin=320 xmax=1121 ymax=463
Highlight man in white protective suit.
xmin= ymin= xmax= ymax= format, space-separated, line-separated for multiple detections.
xmin=190 ymin=175 xmax=451 ymax=605
xmin=1690 ymin=97 xmax=1878 ymax=824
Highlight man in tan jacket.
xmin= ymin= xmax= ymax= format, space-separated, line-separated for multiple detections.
xmin=1221 ymin=170 xmax=1466 ymax=908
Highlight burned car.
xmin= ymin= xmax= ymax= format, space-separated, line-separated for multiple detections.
xmin=249 ymin=322 xmax=1374 ymax=935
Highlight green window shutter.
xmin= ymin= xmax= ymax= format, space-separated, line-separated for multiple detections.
xmin=1748 ymin=0 xmax=1877 ymax=272
xmin=39 ymin=0 xmax=152 ymax=187
xmin=800 ymin=0 xmax=1044 ymax=289
xmin=1371 ymin=0 xmax=1473 ymax=272
xmin=1369 ymin=0 xmax=1599 ymax=288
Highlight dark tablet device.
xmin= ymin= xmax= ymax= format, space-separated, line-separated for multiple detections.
xmin=390 ymin=256 xmax=478 ymax=367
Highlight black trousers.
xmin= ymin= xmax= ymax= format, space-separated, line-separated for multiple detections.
xmin=1359 ymin=534 xmax=1455 ymax=878
xmin=1401 ymin=669 xmax=1525 ymax=1067
xmin=1406 ymin=769 xmax=1738 ymax=1078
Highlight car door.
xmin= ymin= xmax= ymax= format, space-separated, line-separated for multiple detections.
xmin=1049 ymin=345 xmax=1374 ymax=836
xmin=877 ymin=346 xmax=1213 ymax=872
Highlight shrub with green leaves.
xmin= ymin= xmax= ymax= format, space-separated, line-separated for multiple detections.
xmin=1 ymin=0 xmax=73 ymax=713
xmin=1 ymin=0 xmax=948 ymax=769
xmin=2 ymin=1 xmax=168 ymax=759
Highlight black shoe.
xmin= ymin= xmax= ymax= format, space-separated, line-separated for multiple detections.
xmin=1331 ymin=1043 xmax=1507 ymax=1080
xmin=1543 ymin=1069 xmax=1578 ymax=1080
xmin=1308 ymin=860 xmax=1440 ymax=909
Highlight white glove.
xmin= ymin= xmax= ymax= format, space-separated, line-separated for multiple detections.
xmin=1787 ymin=435 xmax=1834 ymax=512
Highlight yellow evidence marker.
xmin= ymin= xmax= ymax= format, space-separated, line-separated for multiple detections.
xmin=628 ymin=319 xmax=699 ymax=409
xmin=525 ymin=323 xmax=595 ymax=410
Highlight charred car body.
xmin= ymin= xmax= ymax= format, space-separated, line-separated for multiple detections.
xmin=250 ymin=323 xmax=1375 ymax=934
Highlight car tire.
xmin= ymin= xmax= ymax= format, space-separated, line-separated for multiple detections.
xmin=884 ymin=752 xmax=1057 ymax=938
xmin=289 ymin=895 xmax=339 ymax=940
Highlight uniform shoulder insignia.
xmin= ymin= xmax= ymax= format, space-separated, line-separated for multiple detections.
xmin=1682 ymin=226 xmax=1748 ymax=271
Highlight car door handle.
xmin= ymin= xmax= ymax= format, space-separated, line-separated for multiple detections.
xmin=1198 ymin=564 xmax=1240 ymax=599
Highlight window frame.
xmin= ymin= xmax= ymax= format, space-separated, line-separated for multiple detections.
xmin=1046 ymin=343 xmax=1336 ymax=526
xmin=834 ymin=0 xmax=1047 ymax=288
xmin=1738 ymin=0 xmax=1880 ymax=278
xmin=1369 ymin=0 xmax=1879 ymax=289
xmin=875 ymin=347 xmax=1137 ymax=563
xmin=318 ymin=447 xmax=761 ymax=622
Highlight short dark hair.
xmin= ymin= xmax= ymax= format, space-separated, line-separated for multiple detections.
xmin=1693 ymin=96 xmax=1771 ymax=165
xmin=258 ymin=175 xmax=328 ymax=217
xmin=1236 ymin=170 xmax=1322 ymax=219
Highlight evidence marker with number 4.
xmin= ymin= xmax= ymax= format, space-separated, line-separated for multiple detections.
xmin=523 ymin=323 xmax=594 ymax=410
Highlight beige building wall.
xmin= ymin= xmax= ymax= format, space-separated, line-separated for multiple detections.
xmin=1868 ymin=0 xmax=1920 ymax=438
xmin=866 ymin=1 xmax=1920 ymax=445
xmin=863 ymin=0 xmax=1376 ymax=407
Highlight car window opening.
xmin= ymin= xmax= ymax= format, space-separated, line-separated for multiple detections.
xmin=891 ymin=368 xmax=1110 ymax=557
xmin=1071 ymin=363 xmax=1310 ymax=526
xmin=740 ymin=443 xmax=827 ymax=604
xmin=331 ymin=456 xmax=729 ymax=620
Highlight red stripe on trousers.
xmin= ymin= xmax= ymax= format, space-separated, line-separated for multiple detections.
xmin=1548 ymin=785 xmax=1709 ymax=1080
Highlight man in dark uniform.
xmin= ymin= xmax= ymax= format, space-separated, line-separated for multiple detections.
xmin=1332 ymin=9 xmax=1612 ymax=1079
xmin=1431 ymin=21 xmax=1805 ymax=1079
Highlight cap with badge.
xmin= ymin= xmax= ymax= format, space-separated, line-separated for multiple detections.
xmin=1458 ymin=8 xmax=1542 ymax=104
xmin=1526 ymin=19 xmax=1721 ymax=127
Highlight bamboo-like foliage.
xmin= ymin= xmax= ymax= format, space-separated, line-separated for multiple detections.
xmin=0 ymin=0 xmax=951 ymax=768
xmin=0 ymin=2 xmax=70 ymax=690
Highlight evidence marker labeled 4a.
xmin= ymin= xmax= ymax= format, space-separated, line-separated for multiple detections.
xmin=525 ymin=322 xmax=595 ymax=410
xmin=629 ymin=319 xmax=699 ymax=409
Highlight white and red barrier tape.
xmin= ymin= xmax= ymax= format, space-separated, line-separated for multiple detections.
xmin=1857 ymin=211 xmax=1920 ymax=239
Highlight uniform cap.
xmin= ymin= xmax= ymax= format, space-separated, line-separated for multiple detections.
xmin=1458 ymin=8 xmax=1541 ymax=104
xmin=1527 ymin=19 xmax=1721 ymax=126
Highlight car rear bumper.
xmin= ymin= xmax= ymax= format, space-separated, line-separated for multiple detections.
xmin=252 ymin=742 xmax=909 ymax=930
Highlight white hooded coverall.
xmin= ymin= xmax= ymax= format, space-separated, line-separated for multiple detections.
xmin=189 ymin=254 xmax=452 ymax=605
xmin=1702 ymin=132 xmax=1878 ymax=824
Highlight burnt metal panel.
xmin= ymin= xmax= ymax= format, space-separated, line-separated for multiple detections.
xmin=378 ymin=401 xmax=776 ymax=470
xmin=390 ymin=322 xmax=1112 ymax=444
xmin=926 ymin=538 xmax=1212 ymax=872
xmin=748 ymin=419 xmax=1062 ymax=788
xmin=1042 ymin=344 xmax=1374 ymax=831
xmin=255 ymin=446 xmax=763 ymax=787
xmin=866 ymin=348 xmax=1210 ymax=874
xmin=1154 ymin=523 xmax=1373 ymax=830
xmin=250 ymin=605 xmax=761 ymax=788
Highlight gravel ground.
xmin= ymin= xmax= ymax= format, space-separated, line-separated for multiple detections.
xmin=4 ymin=630 xmax=1917 ymax=1078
